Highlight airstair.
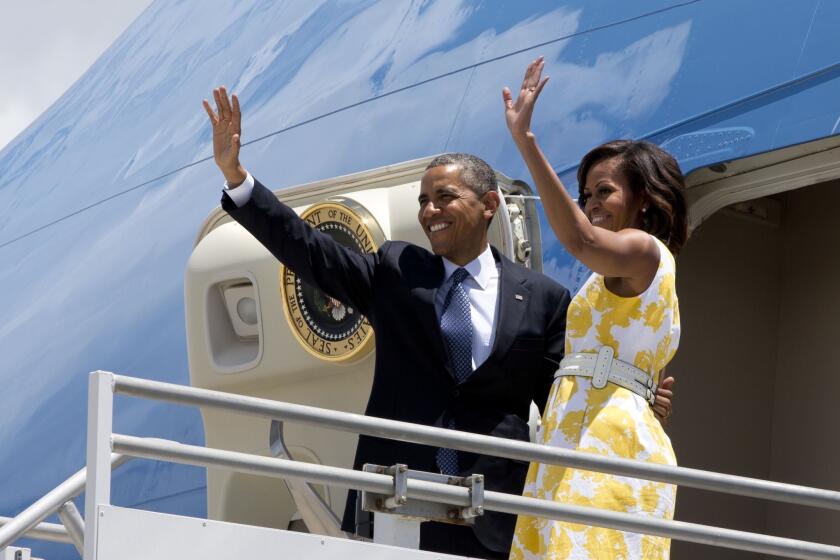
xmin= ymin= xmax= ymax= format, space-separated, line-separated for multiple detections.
xmin=3 ymin=370 xmax=840 ymax=559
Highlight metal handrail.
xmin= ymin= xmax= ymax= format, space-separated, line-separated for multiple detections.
xmin=112 ymin=374 xmax=840 ymax=512
xmin=0 ymin=519 xmax=72 ymax=545
xmin=0 ymin=454 xmax=128 ymax=552
xmin=111 ymin=434 xmax=840 ymax=560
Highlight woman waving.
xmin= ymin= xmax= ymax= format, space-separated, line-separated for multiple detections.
xmin=505 ymin=57 xmax=688 ymax=559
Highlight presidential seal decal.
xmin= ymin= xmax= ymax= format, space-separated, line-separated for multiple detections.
xmin=280 ymin=198 xmax=383 ymax=362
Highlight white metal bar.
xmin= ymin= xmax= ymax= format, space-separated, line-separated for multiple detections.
xmin=0 ymin=519 xmax=73 ymax=545
xmin=0 ymin=454 xmax=126 ymax=551
xmin=114 ymin=435 xmax=395 ymax=495
xmin=113 ymin=374 xmax=840 ymax=512
xmin=84 ymin=371 xmax=115 ymax=560
xmin=111 ymin=434 xmax=840 ymax=560
xmin=57 ymin=501 xmax=85 ymax=555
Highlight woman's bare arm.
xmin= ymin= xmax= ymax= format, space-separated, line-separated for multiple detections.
xmin=503 ymin=57 xmax=659 ymax=282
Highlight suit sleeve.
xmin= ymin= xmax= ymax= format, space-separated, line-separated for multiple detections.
xmin=534 ymin=286 xmax=571 ymax=414
xmin=222 ymin=178 xmax=378 ymax=318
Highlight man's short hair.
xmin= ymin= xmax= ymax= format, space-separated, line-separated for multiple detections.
xmin=426 ymin=153 xmax=498 ymax=197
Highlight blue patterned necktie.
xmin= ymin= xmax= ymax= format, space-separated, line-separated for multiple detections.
xmin=436 ymin=267 xmax=473 ymax=475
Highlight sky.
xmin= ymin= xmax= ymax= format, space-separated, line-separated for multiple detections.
xmin=0 ymin=0 xmax=154 ymax=150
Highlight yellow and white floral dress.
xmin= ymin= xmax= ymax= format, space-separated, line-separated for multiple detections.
xmin=510 ymin=236 xmax=679 ymax=559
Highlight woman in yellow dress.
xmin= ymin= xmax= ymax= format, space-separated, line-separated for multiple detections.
xmin=504 ymin=57 xmax=688 ymax=559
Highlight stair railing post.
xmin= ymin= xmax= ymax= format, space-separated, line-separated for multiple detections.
xmin=57 ymin=501 xmax=84 ymax=555
xmin=84 ymin=371 xmax=114 ymax=560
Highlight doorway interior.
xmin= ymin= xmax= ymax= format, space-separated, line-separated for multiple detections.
xmin=669 ymin=141 xmax=840 ymax=559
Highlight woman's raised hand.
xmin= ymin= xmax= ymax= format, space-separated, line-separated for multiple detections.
xmin=203 ymin=86 xmax=246 ymax=185
xmin=503 ymin=56 xmax=549 ymax=139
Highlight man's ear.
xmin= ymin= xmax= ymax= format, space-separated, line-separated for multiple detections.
xmin=482 ymin=190 xmax=501 ymax=220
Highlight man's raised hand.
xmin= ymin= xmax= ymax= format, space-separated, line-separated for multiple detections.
xmin=203 ymin=86 xmax=247 ymax=186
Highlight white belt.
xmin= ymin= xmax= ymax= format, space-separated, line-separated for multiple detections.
xmin=554 ymin=346 xmax=656 ymax=405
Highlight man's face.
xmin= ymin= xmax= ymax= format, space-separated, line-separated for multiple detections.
xmin=417 ymin=164 xmax=497 ymax=265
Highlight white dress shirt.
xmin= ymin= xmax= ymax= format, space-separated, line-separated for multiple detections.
xmin=224 ymin=173 xmax=501 ymax=370
xmin=435 ymin=246 xmax=500 ymax=371
xmin=224 ymin=172 xmax=256 ymax=206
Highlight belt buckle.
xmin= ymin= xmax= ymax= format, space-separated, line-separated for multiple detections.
xmin=592 ymin=346 xmax=613 ymax=389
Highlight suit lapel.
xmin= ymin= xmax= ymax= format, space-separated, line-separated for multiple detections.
xmin=487 ymin=251 xmax=530 ymax=363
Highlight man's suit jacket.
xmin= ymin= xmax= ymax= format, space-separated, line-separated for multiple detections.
xmin=223 ymin=178 xmax=570 ymax=553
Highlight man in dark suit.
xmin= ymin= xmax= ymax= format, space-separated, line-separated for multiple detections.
xmin=203 ymin=87 xmax=672 ymax=558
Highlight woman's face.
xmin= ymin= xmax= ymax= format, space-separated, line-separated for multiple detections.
xmin=580 ymin=157 xmax=645 ymax=232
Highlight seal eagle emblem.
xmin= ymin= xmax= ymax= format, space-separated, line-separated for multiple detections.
xmin=280 ymin=198 xmax=383 ymax=362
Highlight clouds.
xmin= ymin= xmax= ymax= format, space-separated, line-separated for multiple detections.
xmin=0 ymin=0 xmax=153 ymax=149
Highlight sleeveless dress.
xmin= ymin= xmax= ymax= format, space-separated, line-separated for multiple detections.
xmin=510 ymin=236 xmax=680 ymax=559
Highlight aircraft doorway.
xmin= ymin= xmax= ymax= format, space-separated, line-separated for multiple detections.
xmin=669 ymin=176 xmax=840 ymax=558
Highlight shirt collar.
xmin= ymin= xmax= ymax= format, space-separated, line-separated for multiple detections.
xmin=441 ymin=245 xmax=496 ymax=290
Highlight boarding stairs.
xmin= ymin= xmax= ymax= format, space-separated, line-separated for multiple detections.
xmin=2 ymin=371 xmax=840 ymax=559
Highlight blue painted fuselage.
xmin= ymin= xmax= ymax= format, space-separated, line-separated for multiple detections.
xmin=1 ymin=1 xmax=838 ymax=557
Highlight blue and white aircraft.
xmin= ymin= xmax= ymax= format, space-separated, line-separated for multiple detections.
xmin=2 ymin=1 xmax=840 ymax=559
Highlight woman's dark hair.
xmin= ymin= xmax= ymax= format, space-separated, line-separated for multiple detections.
xmin=577 ymin=139 xmax=688 ymax=255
